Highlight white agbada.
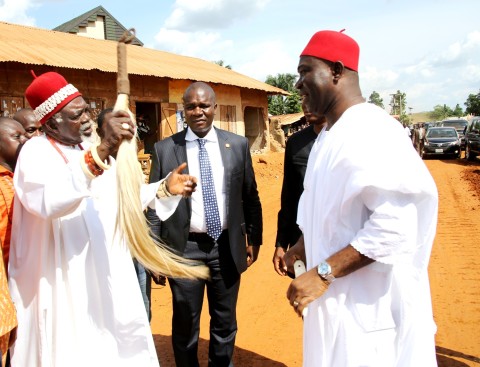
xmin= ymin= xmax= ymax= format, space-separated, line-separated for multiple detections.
xmin=9 ymin=135 xmax=181 ymax=367
xmin=298 ymin=103 xmax=438 ymax=367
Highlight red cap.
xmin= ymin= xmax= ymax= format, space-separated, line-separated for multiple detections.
xmin=300 ymin=30 xmax=360 ymax=72
xmin=25 ymin=71 xmax=82 ymax=124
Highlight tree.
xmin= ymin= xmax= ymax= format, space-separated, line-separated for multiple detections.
xmin=429 ymin=104 xmax=454 ymax=121
xmin=265 ymin=73 xmax=302 ymax=115
xmin=464 ymin=90 xmax=480 ymax=116
xmin=368 ymin=91 xmax=384 ymax=109
xmin=213 ymin=60 xmax=232 ymax=69
xmin=452 ymin=104 xmax=464 ymax=117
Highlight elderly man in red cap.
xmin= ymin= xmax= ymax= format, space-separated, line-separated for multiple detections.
xmin=284 ymin=30 xmax=438 ymax=366
xmin=7 ymin=71 xmax=197 ymax=366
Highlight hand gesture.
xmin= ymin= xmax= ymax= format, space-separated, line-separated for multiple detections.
xmin=166 ymin=162 xmax=197 ymax=197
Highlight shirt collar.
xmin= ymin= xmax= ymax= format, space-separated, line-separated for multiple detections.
xmin=185 ymin=126 xmax=218 ymax=143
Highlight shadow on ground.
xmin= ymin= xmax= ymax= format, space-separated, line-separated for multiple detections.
xmin=154 ymin=334 xmax=288 ymax=367
xmin=436 ymin=346 xmax=480 ymax=367
xmin=154 ymin=337 xmax=480 ymax=366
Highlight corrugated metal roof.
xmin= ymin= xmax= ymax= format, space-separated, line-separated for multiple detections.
xmin=0 ymin=21 xmax=288 ymax=95
xmin=271 ymin=112 xmax=304 ymax=126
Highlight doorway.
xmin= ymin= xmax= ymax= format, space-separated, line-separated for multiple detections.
xmin=135 ymin=102 xmax=159 ymax=155
xmin=244 ymin=106 xmax=267 ymax=151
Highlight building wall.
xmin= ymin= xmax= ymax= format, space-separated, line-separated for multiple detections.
xmin=0 ymin=63 xmax=167 ymax=119
xmin=77 ymin=16 xmax=106 ymax=40
xmin=0 ymin=63 xmax=120 ymax=118
xmin=0 ymin=62 xmax=40 ymax=102
xmin=130 ymin=74 xmax=169 ymax=106
xmin=0 ymin=62 xmax=270 ymax=151
xmin=169 ymin=79 xmax=191 ymax=103
xmin=170 ymin=80 xmax=246 ymax=135
xmin=169 ymin=79 xmax=270 ymax=152
xmin=240 ymin=88 xmax=270 ymax=151
xmin=213 ymin=84 xmax=243 ymax=135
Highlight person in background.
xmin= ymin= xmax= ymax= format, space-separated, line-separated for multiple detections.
xmin=284 ymin=30 xmax=438 ymax=366
xmin=137 ymin=114 xmax=157 ymax=155
xmin=95 ymin=107 xmax=113 ymax=137
xmin=148 ymin=81 xmax=263 ymax=367
xmin=0 ymin=118 xmax=27 ymax=269
xmin=0 ymin=244 xmax=16 ymax=367
xmin=417 ymin=122 xmax=426 ymax=154
xmin=136 ymin=114 xmax=151 ymax=141
xmin=403 ymin=122 xmax=412 ymax=138
xmin=12 ymin=108 xmax=42 ymax=139
xmin=8 ymin=71 xmax=197 ymax=366
xmin=0 ymin=117 xmax=26 ymax=367
xmin=272 ymin=100 xmax=325 ymax=276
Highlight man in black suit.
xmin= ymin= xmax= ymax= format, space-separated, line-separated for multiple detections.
xmin=148 ymin=81 xmax=262 ymax=367
xmin=272 ymin=101 xmax=324 ymax=276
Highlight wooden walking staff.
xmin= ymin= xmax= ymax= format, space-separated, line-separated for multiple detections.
xmin=113 ymin=29 xmax=209 ymax=280
xmin=114 ymin=29 xmax=136 ymax=118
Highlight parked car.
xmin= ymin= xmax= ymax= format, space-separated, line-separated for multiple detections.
xmin=440 ymin=119 xmax=468 ymax=149
xmin=421 ymin=127 xmax=461 ymax=159
xmin=465 ymin=116 xmax=480 ymax=161
xmin=424 ymin=122 xmax=435 ymax=131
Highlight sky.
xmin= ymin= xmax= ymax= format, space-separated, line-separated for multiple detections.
xmin=1 ymin=0 xmax=479 ymax=113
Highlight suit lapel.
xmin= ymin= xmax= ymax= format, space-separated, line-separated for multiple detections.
xmin=172 ymin=130 xmax=189 ymax=174
xmin=172 ymin=130 xmax=192 ymax=214
xmin=216 ymin=128 xmax=232 ymax=199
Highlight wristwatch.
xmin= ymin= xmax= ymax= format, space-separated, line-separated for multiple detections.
xmin=317 ymin=261 xmax=335 ymax=284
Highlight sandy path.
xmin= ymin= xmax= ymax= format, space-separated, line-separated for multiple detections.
xmin=150 ymin=151 xmax=480 ymax=366
xmin=426 ymin=158 xmax=480 ymax=367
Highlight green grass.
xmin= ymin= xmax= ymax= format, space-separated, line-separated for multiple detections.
xmin=410 ymin=111 xmax=432 ymax=123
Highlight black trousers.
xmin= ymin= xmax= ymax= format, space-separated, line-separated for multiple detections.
xmin=169 ymin=230 xmax=239 ymax=367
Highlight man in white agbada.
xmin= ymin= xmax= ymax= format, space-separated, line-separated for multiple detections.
xmin=8 ymin=72 xmax=198 ymax=366
xmin=284 ymin=30 xmax=438 ymax=366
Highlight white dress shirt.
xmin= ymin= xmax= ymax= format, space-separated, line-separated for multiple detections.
xmin=185 ymin=127 xmax=226 ymax=233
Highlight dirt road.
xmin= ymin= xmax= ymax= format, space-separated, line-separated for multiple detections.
xmin=427 ymin=157 xmax=480 ymax=367
xmin=150 ymin=152 xmax=480 ymax=367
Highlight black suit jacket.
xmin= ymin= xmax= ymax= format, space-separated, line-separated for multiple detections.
xmin=147 ymin=127 xmax=262 ymax=274
xmin=275 ymin=124 xmax=317 ymax=249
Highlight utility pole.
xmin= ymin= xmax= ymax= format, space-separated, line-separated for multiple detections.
xmin=390 ymin=94 xmax=396 ymax=115
xmin=390 ymin=93 xmax=403 ymax=116
xmin=398 ymin=94 xmax=402 ymax=117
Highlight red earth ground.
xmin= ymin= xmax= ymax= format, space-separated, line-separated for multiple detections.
xmin=150 ymin=150 xmax=480 ymax=367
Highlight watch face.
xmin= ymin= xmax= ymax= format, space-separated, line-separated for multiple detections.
xmin=318 ymin=262 xmax=330 ymax=275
